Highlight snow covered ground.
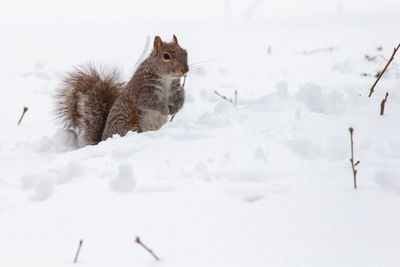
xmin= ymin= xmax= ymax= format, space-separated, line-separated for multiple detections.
xmin=1 ymin=1 xmax=400 ymax=266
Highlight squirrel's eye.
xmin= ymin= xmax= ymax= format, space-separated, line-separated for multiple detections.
xmin=163 ymin=52 xmax=171 ymax=61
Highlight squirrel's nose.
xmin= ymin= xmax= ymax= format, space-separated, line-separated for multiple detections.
xmin=181 ymin=65 xmax=189 ymax=74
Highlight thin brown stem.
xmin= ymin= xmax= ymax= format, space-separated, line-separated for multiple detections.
xmin=73 ymin=239 xmax=83 ymax=264
xmin=380 ymin=92 xmax=389 ymax=116
xmin=214 ymin=90 xmax=234 ymax=105
xmin=182 ymin=75 xmax=187 ymax=88
xmin=368 ymin=43 xmax=400 ymax=97
xmin=135 ymin=236 xmax=159 ymax=261
xmin=17 ymin=106 xmax=28 ymax=125
xmin=349 ymin=127 xmax=359 ymax=189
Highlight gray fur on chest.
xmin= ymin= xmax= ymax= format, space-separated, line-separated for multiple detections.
xmin=138 ymin=76 xmax=175 ymax=131
xmin=139 ymin=109 xmax=169 ymax=132
xmin=135 ymin=75 xmax=184 ymax=133
xmin=155 ymin=75 xmax=174 ymax=101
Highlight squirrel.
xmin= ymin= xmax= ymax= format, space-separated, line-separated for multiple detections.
xmin=55 ymin=35 xmax=188 ymax=146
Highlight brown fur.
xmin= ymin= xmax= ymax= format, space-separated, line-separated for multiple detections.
xmin=55 ymin=64 xmax=123 ymax=146
xmin=56 ymin=35 xmax=188 ymax=146
xmin=102 ymin=35 xmax=188 ymax=140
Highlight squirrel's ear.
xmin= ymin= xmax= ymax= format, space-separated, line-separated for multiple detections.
xmin=153 ymin=36 xmax=163 ymax=50
xmin=172 ymin=35 xmax=179 ymax=45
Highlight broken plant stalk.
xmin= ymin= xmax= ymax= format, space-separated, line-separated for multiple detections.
xmin=73 ymin=239 xmax=83 ymax=264
xmin=380 ymin=92 xmax=389 ymax=116
xmin=349 ymin=127 xmax=360 ymax=189
xmin=135 ymin=236 xmax=160 ymax=261
xmin=17 ymin=106 xmax=28 ymax=125
xmin=214 ymin=90 xmax=235 ymax=106
xmin=368 ymin=43 xmax=400 ymax=97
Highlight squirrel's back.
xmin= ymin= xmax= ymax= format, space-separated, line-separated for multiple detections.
xmin=55 ymin=65 xmax=123 ymax=146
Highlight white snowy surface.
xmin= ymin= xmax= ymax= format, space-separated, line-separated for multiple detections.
xmin=1 ymin=1 xmax=400 ymax=266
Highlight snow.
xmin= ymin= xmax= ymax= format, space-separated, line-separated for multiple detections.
xmin=1 ymin=0 xmax=400 ymax=266
xmin=110 ymin=163 xmax=136 ymax=193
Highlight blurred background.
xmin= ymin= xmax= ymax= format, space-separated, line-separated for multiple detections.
xmin=0 ymin=0 xmax=399 ymax=128
xmin=0 ymin=0 xmax=399 ymax=22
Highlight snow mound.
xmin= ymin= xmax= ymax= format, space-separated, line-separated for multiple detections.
xmin=295 ymin=83 xmax=347 ymax=114
xmin=110 ymin=163 xmax=136 ymax=193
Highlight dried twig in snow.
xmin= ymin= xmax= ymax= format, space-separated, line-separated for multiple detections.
xmin=368 ymin=43 xmax=400 ymax=98
xmin=349 ymin=127 xmax=360 ymax=189
xmin=73 ymin=239 xmax=83 ymax=264
xmin=17 ymin=106 xmax=28 ymax=125
xmin=380 ymin=92 xmax=389 ymax=116
xmin=135 ymin=236 xmax=160 ymax=261
xmin=214 ymin=90 xmax=234 ymax=105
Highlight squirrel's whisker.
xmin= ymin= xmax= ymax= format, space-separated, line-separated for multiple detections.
xmin=189 ymin=59 xmax=214 ymax=66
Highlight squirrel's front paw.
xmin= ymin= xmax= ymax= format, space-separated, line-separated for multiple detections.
xmin=168 ymin=102 xmax=183 ymax=115
xmin=169 ymin=91 xmax=185 ymax=115
xmin=168 ymin=104 xmax=177 ymax=115
xmin=160 ymin=104 xmax=170 ymax=116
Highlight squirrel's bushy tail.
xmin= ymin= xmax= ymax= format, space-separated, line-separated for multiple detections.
xmin=55 ymin=64 xmax=124 ymax=146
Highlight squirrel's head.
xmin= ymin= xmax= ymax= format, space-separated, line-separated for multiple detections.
xmin=152 ymin=35 xmax=189 ymax=78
